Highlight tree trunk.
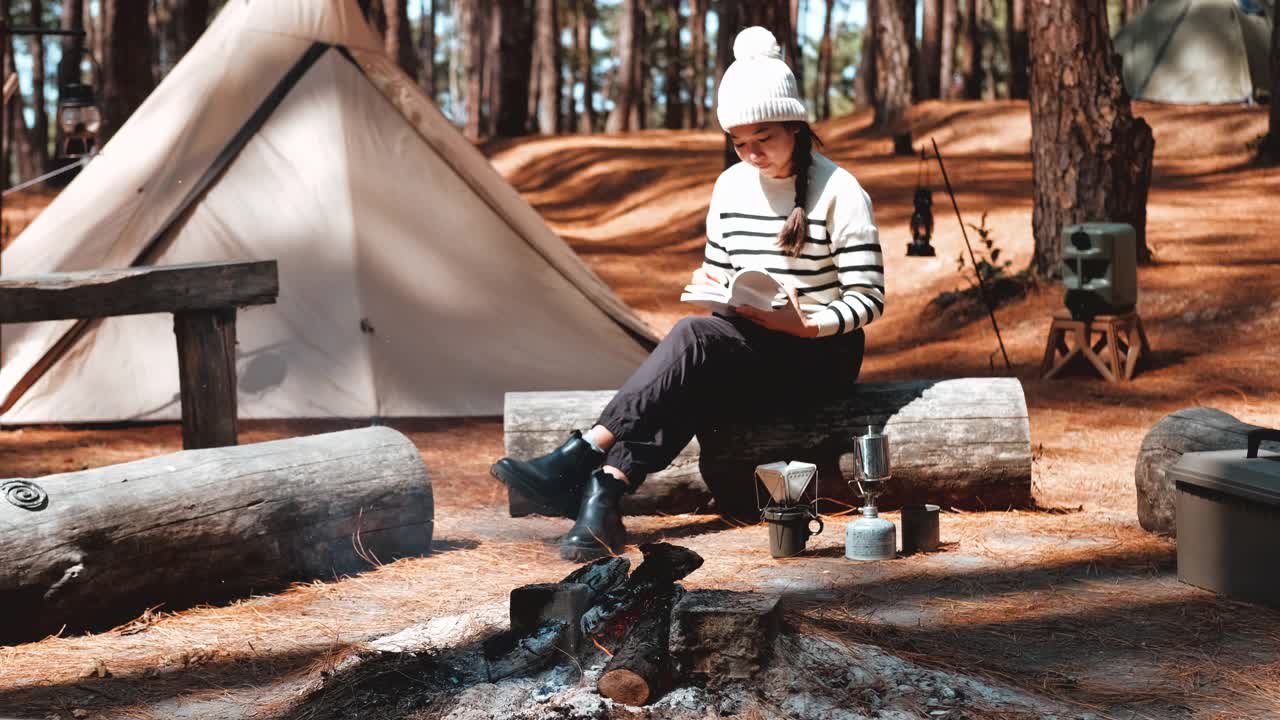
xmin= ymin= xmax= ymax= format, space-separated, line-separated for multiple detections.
xmin=101 ymin=0 xmax=156 ymax=142
xmin=1135 ymin=407 xmax=1280 ymax=536
xmin=28 ymin=0 xmax=48 ymax=173
xmin=462 ymin=0 xmax=487 ymax=140
xmin=503 ymin=378 xmax=1034 ymax=519
xmin=903 ymin=0 xmax=920 ymax=102
xmin=789 ymin=0 xmax=804 ymax=100
xmin=175 ymin=0 xmax=208 ymax=61
xmin=384 ymin=0 xmax=419 ymax=80
xmin=1265 ymin=3 xmax=1280 ymax=164
xmin=1123 ymin=0 xmax=1148 ymax=23
xmin=576 ymin=0 xmax=596 ymax=132
xmin=1007 ymin=0 xmax=1028 ymax=99
xmin=855 ymin=0 xmax=878 ymax=108
xmin=0 ymin=427 xmax=433 ymax=645
xmin=921 ymin=0 xmax=941 ymax=98
xmin=940 ymin=0 xmax=957 ymax=98
xmin=632 ymin=0 xmax=649 ymax=130
xmin=817 ymin=0 xmax=835 ymax=118
xmin=717 ymin=0 xmax=797 ymax=162
xmin=688 ymin=0 xmax=706 ymax=128
xmin=534 ymin=0 xmax=561 ymax=133
xmin=56 ymin=0 xmax=85 ymax=164
xmin=494 ymin=0 xmax=534 ymax=136
xmin=485 ymin=0 xmax=502 ymax=135
xmin=873 ymin=0 xmax=912 ymax=131
xmin=419 ymin=0 xmax=436 ymax=98
xmin=606 ymin=0 xmax=638 ymax=132
xmin=1029 ymin=0 xmax=1154 ymax=277
xmin=662 ymin=0 xmax=682 ymax=129
xmin=962 ymin=0 xmax=981 ymax=98
xmin=359 ymin=0 xmax=388 ymax=34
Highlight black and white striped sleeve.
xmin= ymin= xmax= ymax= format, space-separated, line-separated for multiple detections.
xmin=702 ymin=203 xmax=734 ymax=272
xmin=811 ymin=188 xmax=886 ymax=337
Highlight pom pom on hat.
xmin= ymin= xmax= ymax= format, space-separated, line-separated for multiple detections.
xmin=733 ymin=26 xmax=782 ymax=61
xmin=716 ymin=26 xmax=808 ymax=130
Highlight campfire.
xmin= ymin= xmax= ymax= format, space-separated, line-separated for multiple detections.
xmin=288 ymin=542 xmax=1101 ymax=720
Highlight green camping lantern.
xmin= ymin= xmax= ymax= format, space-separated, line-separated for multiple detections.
xmin=57 ymin=83 xmax=102 ymax=159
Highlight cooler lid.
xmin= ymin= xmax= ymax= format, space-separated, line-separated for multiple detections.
xmin=1172 ymin=449 xmax=1280 ymax=508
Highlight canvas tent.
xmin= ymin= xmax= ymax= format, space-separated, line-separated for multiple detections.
xmin=1115 ymin=0 xmax=1274 ymax=104
xmin=0 ymin=0 xmax=657 ymax=422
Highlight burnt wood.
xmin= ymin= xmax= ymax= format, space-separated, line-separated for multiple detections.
xmin=0 ymin=260 xmax=278 ymax=323
xmin=0 ymin=427 xmax=433 ymax=644
xmin=504 ymin=378 xmax=1033 ymax=519
xmin=1136 ymin=407 xmax=1280 ymax=536
xmin=597 ymin=588 xmax=679 ymax=706
xmin=581 ymin=543 xmax=703 ymax=637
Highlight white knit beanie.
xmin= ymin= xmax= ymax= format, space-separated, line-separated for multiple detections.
xmin=716 ymin=26 xmax=808 ymax=131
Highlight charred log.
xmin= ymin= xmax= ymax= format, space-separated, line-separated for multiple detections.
xmin=596 ymin=587 xmax=681 ymax=705
xmin=581 ymin=543 xmax=703 ymax=637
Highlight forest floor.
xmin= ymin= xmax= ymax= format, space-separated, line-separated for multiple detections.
xmin=2 ymin=100 xmax=1280 ymax=719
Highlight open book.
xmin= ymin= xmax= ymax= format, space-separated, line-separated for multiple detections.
xmin=680 ymin=268 xmax=788 ymax=314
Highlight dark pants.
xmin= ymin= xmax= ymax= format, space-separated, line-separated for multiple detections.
xmin=595 ymin=314 xmax=864 ymax=489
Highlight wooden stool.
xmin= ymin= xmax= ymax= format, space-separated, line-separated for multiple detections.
xmin=1040 ymin=310 xmax=1150 ymax=382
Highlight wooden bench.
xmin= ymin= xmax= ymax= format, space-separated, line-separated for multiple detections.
xmin=503 ymin=378 xmax=1034 ymax=518
xmin=0 ymin=260 xmax=279 ymax=449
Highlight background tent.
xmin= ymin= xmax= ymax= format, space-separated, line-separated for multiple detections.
xmin=0 ymin=0 xmax=657 ymax=422
xmin=1115 ymin=0 xmax=1274 ymax=104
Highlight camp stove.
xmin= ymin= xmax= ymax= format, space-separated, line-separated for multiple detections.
xmin=845 ymin=427 xmax=897 ymax=561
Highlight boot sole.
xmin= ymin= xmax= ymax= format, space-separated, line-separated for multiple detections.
xmin=559 ymin=540 xmax=623 ymax=563
xmin=489 ymin=462 xmax=579 ymax=519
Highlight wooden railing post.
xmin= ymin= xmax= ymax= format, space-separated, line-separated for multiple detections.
xmin=174 ymin=307 xmax=239 ymax=449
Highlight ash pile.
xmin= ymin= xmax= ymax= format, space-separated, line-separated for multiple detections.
xmin=291 ymin=542 xmax=1101 ymax=720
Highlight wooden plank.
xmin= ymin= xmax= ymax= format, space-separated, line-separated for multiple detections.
xmin=0 ymin=426 xmax=433 ymax=644
xmin=175 ymin=308 xmax=238 ymax=450
xmin=0 ymin=260 xmax=278 ymax=323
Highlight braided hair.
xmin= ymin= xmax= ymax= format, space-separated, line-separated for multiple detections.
xmin=777 ymin=122 xmax=824 ymax=257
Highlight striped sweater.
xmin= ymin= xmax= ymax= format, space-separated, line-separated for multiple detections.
xmin=702 ymin=152 xmax=885 ymax=338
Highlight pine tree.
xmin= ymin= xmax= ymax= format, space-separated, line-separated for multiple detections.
xmin=1029 ymin=0 xmax=1155 ymax=275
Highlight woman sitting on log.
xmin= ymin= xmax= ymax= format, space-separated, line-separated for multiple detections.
xmin=491 ymin=27 xmax=886 ymax=562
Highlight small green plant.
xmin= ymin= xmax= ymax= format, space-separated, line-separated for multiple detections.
xmin=956 ymin=211 xmax=1011 ymax=289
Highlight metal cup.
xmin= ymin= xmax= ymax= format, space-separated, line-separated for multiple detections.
xmin=764 ymin=507 xmax=824 ymax=558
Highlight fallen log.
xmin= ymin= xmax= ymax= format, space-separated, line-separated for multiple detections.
xmin=0 ymin=427 xmax=432 ymax=643
xmin=504 ymin=378 xmax=1032 ymax=519
xmin=597 ymin=587 xmax=680 ymax=706
xmin=1136 ymin=407 xmax=1280 ymax=535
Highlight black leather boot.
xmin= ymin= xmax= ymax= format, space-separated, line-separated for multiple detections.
xmin=489 ymin=430 xmax=604 ymax=518
xmin=560 ymin=469 xmax=627 ymax=562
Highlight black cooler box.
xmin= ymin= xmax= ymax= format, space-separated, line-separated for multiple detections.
xmin=1172 ymin=429 xmax=1280 ymax=608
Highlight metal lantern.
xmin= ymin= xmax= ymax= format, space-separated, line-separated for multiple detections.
xmin=57 ymin=83 xmax=102 ymax=159
xmin=907 ymin=186 xmax=936 ymax=256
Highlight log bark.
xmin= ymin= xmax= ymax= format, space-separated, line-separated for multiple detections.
xmin=0 ymin=427 xmax=433 ymax=644
xmin=1135 ymin=407 xmax=1280 ymax=536
xmin=504 ymin=378 xmax=1032 ymax=519
xmin=597 ymin=588 xmax=678 ymax=705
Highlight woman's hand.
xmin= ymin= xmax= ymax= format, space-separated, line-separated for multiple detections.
xmin=690 ymin=266 xmax=729 ymax=288
xmin=736 ymin=285 xmax=819 ymax=338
